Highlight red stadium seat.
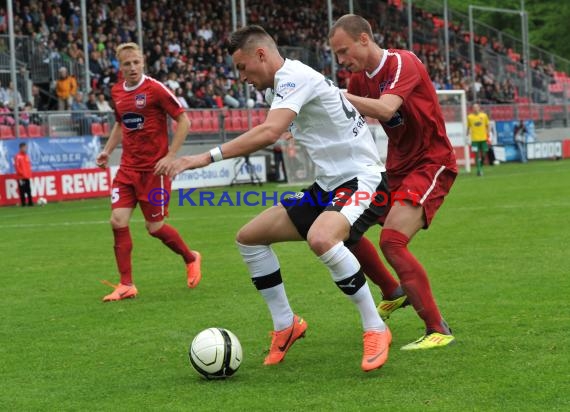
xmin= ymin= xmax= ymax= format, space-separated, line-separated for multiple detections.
xmin=26 ymin=124 xmax=42 ymax=137
xmin=190 ymin=117 xmax=204 ymax=133
xmin=91 ymin=123 xmax=104 ymax=135
xmin=210 ymin=114 xmax=220 ymax=132
xmin=0 ymin=125 xmax=14 ymax=139
xmin=202 ymin=117 xmax=215 ymax=132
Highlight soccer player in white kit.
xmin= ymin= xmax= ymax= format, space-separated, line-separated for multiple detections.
xmin=167 ymin=25 xmax=391 ymax=372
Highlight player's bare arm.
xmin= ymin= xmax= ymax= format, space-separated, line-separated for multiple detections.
xmin=96 ymin=123 xmax=123 ymax=168
xmin=166 ymin=108 xmax=295 ymax=177
xmin=154 ymin=112 xmax=191 ymax=175
xmin=345 ymin=92 xmax=403 ymax=123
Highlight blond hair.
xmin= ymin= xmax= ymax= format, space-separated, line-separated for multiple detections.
xmin=116 ymin=42 xmax=142 ymax=60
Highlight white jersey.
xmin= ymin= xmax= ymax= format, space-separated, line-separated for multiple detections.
xmin=265 ymin=59 xmax=385 ymax=191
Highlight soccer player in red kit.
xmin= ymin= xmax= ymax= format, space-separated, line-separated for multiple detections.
xmin=330 ymin=14 xmax=456 ymax=349
xmin=96 ymin=42 xmax=201 ymax=302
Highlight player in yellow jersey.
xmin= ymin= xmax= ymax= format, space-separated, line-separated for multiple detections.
xmin=467 ymin=104 xmax=490 ymax=176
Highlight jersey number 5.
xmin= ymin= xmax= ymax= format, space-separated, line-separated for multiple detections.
xmin=111 ymin=188 xmax=120 ymax=203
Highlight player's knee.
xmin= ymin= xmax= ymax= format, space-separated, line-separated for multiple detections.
xmin=236 ymin=226 xmax=256 ymax=245
xmin=146 ymin=220 xmax=163 ymax=235
xmin=110 ymin=215 xmax=127 ymax=229
xmin=307 ymin=229 xmax=336 ymax=256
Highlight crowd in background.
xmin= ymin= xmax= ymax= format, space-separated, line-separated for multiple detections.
xmin=0 ymin=0 xmax=563 ymax=117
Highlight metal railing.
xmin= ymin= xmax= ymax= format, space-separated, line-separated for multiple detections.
xmin=0 ymin=101 xmax=566 ymax=143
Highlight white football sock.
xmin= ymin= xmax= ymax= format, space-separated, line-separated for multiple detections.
xmin=319 ymin=242 xmax=385 ymax=332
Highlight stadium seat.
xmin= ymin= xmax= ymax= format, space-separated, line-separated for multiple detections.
xmin=251 ymin=110 xmax=262 ymax=127
xmin=26 ymin=124 xmax=42 ymax=137
xmin=190 ymin=117 xmax=204 ymax=133
xmin=257 ymin=109 xmax=267 ymax=123
xmin=0 ymin=125 xmax=14 ymax=139
xmin=202 ymin=110 xmax=214 ymax=120
xmin=91 ymin=123 xmax=104 ymax=135
xmin=210 ymin=114 xmax=220 ymax=132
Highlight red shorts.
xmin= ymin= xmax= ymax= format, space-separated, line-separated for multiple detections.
xmin=380 ymin=164 xmax=457 ymax=228
xmin=111 ymin=168 xmax=171 ymax=222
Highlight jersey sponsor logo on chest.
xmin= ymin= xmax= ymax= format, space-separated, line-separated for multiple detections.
xmin=122 ymin=112 xmax=145 ymax=130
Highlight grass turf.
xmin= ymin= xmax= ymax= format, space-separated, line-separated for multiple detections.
xmin=1 ymin=160 xmax=569 ymax=411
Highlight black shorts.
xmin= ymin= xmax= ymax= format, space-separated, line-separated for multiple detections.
xmin=283 ymin=173 xmax=389 ymax=246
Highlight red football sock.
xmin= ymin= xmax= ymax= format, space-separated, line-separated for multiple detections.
xmin=150 ymin=224 xmax=195 ymax=264
xmin=380 ymin=229 xmax=445 ymax=333
xmin=351 ymin=236 xmax=400 ymax=298
xmin=113 ymin=227 xmax=133 ymax=285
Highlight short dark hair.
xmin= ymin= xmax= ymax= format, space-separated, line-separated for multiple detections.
xmin=228 ymin=25 xmax=275 ymax=54
xmin=329 ymin=14 xmax=374 ymax=40
xmin=19 ymin=142 xmax=27 ymax=149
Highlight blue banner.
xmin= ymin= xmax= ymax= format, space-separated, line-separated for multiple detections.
xmin=495 ymin=120 xmax=535 ymax=145
xmin=0 ymin=136 xmax=101 ymax=174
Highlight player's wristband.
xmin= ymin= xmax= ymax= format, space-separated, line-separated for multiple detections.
xmin=209 ymin=146 xmax=224 ymax=163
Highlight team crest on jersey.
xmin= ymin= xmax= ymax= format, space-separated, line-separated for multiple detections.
xmin=379 ymin=78 xmax=395 ymax=93
xmin=135 ymin=93 xmax=146 ymax=108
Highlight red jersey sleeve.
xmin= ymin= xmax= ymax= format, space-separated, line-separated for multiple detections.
xmin=381 ymin=51 xmax=421 ymax=101
xmin=155 ymin=83 xmax=185 ymax=120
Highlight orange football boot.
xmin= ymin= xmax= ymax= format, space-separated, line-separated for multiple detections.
xmin=361 ymin=327 xmax=392 ymax=372
xmin=264 ymin=315 xmax=308 ymax=365
xmin=102 ymin=282 xmax=138 ymax=302
xmin=186 ymin=251 xmax=202 ymax=288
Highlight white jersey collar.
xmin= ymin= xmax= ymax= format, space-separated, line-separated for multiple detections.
xmin=366 ymin=49 xmax=387 ymax=79
xmin=123 ymin=75 xmax=146 ymax=92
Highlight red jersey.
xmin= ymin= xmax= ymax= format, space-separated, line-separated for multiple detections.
xmin=112 ymin=75 xmax=184 ymax=171
xmin=14 ymin=152 xmax=32 ymax=179
xmin=348 ymin=49 xmax=456 ymax=179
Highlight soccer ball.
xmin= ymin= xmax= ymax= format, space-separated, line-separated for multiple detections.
xmin=189 ymin=328 xmax=242 ymax=379
xmin=37 ymin=197 xmax=47 ymax=206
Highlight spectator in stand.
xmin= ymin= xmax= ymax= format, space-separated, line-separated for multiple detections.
xmin=86 ymin=92 xmax=99 ymax=111
xmin=165 ymin=72 xmax=181 ymax=92
xmin=55 ymin=67 xmax=77 ymax=110
xmin=89 ymin=50 xmax=105 ymax=87
xmin=67 ymin=42 xmax=84 ymax=63
xmin=213 ymin=76 xmax=239 ymax=108
xmin=14 ymin=142 xmax=33 ymax=207
xmin=175 ymin=87 xmax=190 ymax=109
xmin=70 ymin=91 xmax=93 ymax=135
xmin=31 ymin=84 xmax=47 ymax=111
xmin=0 ymin=101 xmax=14 ymax=134
xmin=96 ymin=92 xmax=113 ymax=112
xmin=19 ymin=102 xmax=33 ymax=137
xmin=203 ymin=82 xmax=222 ymax=108
xmin=0 ymin=80 xmax=9 ymax=105
xmin=6 ymin=81 xmax=23 ymax=110
xmin=501 ymin=80 xmax=515 ymax=103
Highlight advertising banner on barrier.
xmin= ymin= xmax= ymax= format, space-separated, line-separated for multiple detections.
xmin=0 ymin=136 xmax=101 ymax=174
xmin=172 ymin=156 xmax=267 ymax=189
xmin=0 ymin=168 xmax=112 ymax=206
xmin=495 ymin=120 xmax=535 ymax=145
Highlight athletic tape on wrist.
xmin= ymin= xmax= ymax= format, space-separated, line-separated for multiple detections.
xmin=209 ymin=146 xmax=224 ymax=163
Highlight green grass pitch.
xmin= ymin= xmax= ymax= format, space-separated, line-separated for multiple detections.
xmin=1 ymin=160 xmax=569 ymax=411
